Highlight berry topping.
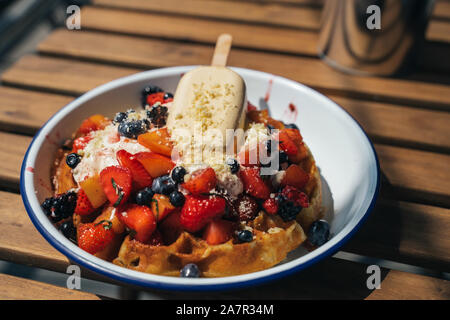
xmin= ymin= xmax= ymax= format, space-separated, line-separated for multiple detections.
xmin=152 ymin=175 xmax=177 ymax=195
xmin=77 ymin=220 xmax=115 ymax=254
xmin=146 ymin=92 xmax=165 ymax=106
xmin=169 ymin=190 xmax=185 ymax=207
xmin=74 ymin=189 xmax=95 ymax=216
xmin=118 ymin=204 xmax=156 ymax=243
xmin=180 ymin=263 xmax=200 ymax=278
xmin=99 ymin=165 xmax=133 ymax=207
xmin=280 ymin=185 xmax=309 ymax=208
xmin=262 ymin=198 xmax=279 ymax=215
xmin=307 ymin=220 xmax=330 ymax=246
xmin=226 ymin=158 xmax=240 ymax=174
xmin=171 ymin=166 xmax=187 ymax=183
xmin=113 ymin=112 xmax=128 ymax=124
xmin=182 ymin=167 xmax=217 ymax=195
xmin=65 ymin=153 xmax=81 ymax=169
xmin=118 ymin=120 xmax=149 ymax=139
xmin=203 ymin=219 xmax=234 ymax=245
xmin=59 ymin=220 xmax=77 ymax=242
xmin=239 ymin=167 xmax=271 ymax=199
xmin=146 ymin=105 xmax=168 ymax=128
xmin=72 ymin=135 xmax=92 ymax=153
xmin=281 ymin=164 xmax=310 ymax=190
xmin=116 ymin=150 xmax=153 ymax=190
xmin=141 ymin=85 xmax=163 ymax=106
xmin=42 ymin=191 xmax=77 ymax=222
xmin=233 ymin=195 xmax=259 ymax=222
xmin=180 ymin=194 xmax=226 ymax=232
xmin=284 ymin=123 xmax=299 ymax=130
xmin=277 ymin=199 xmax=301 ymax=222
xmin=163 ymin=92 xmax=173 ymax=100
xmin=135 ymin=187 xmax=154 ymax=206
xmin=237 ymin=229 xmax=253 ymax=243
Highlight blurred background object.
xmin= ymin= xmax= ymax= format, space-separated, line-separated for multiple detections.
xmin=318 ymin=0 xmax=436 ymax=76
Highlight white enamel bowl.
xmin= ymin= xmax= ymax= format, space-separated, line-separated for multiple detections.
xmin=21 ymin=66 xmax=379 ymax=291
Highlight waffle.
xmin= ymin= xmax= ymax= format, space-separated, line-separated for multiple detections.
xmin=52 ymin=138 xmax=322 ymax=278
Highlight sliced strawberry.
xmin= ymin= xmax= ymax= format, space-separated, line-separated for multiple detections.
xmin=151 ymin=194 xmax=176 ymax=222
xmin=118 ymin=204 xmax=156 ymax=243
xmin=77 ymin=220 xmax=115 ymax=254
xmin=276 ymin=130 xmax=298 ymax=156
xmin=74 ymin=189 xmax=96 ymax=216
xmin=281 ymin=164 xmax=310 ymax=190
xmin=135 ymin=152 xmax=175 ymax=178
xmin=203 ymin=219 xmax=234 ymax=245
xmin=239 ymin=167 xmax=271 ymax=199
xmin=99 ymin=166 xmax=133 ymax=207
xmin=72 ymin=135 xmax=92 ymax=153
xmin=262 ymin=198 xmax=278 ymax=215
xmin=159 ymin=211 xmax=183 ymax=244
xmin=182 ymin=167 xmax=217 ymax=195
xmin=137 ymin=128 xmax=174 ymax=157
xmin=238 ymin=144 xmax=261 ymax=167
xmin=146 ymin=92 xmax=165 ymax=106
xmin=116 ymin=150 xmax=153 ymax=190
xmin=180 ymin=194 xmax=226 ymax=233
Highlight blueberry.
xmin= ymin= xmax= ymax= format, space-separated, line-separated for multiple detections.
xmin=113 ymin=112 xmax=128 ymax=124
xmin=146 ymin=105 xmax=168 ymax=128
xmin=152 ymin=175 xmax=177 ymax=195
xmin=237 ymin=230 xmax=253 ymax=242
xmin=169 ymin=191 xmax=185 ymax=207
xmin=180 ymin=263 xmax=200 ymax=278
xmin=41 ymin=197 xmax=53 ymax=214
xmin=278 ymin=200 xmax=301 ymax=222
xmin=171 ymin=166 xmax=187 ymax=183
xmin=66 ymin=153 xmax=81 ymax=169
xmin=118 ymin=120 xmax=149 ymax=138
xmin=307 ymin=220 xmax=330 ymax=246
xmin=226 ymin=158 xmax=240 ymax=174
xmin=163 ymin=92 xmax=173 ymax=100
xmin=284 ymin=123 xmax=299 ymax=130
xmin=135 ymin=187 xmax=154 ymax=206
xmin=59 ymin=221 xmax=76 ymax=241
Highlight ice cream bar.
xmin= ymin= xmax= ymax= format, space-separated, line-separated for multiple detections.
xmin=166 ymin=34 xmax=247 ymax=164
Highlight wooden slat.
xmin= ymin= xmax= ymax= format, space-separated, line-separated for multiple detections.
xmin=345 ymin=199 xmax=450 ymax=272
xmin=0 ymin=190 xmax=448 ymax=299
xmin=92 ymin=0 xmax=322 ymax=30
xmin=427 ymin=20 xmax=450 ymax=43
xmin=0 ymin=132 xmax=31 ymax=190
xmin=0 ymin=273 xmax=101 ymax=300
xmin=433 ymin=0 xmax=450 ymax=20
xmin=36 ymin=30 xmax=450 ymax=110
xmin=80 ymin=6 xmax=319 ymax=56
xmin=0 ymin=87 xmax=72 ymax=135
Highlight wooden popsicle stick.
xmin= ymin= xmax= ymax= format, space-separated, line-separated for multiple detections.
xmin=211 ymin=33 xmax=232 ymax=67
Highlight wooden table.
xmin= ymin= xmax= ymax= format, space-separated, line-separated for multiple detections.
xmin=0 ymin=0 xmax=449 ymax=300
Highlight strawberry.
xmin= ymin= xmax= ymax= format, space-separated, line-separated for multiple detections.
xmin=180 ymin=194 xmax=226 ymax=232
xmin=203 ymin=219 xmax=234 ymax=245
xmin=135 ymin=152 xmax=175 ymax=178
xmin=281 ymin=164 xmax=310 ymax=190
xmin=239 ymin=167 xmax=271 ymax=199
xmin=72 ymin=135 xmax=92 ymax=153
xmin=262 ymin=198 xmax=278 ymax=215
xmin=276 ymin=130 xmax=298 ymax=156
xmin=182 ymin=167 xmax=217 ymax=195
xmin=116 ymin=150 xmax=153 ymax=190
xmin=146 ymin=92 xmax=165 ymax=106
xmin=247 ymin=109 xmax=284 ymax=129
xmin=283 ymin=128 xmax=307 ymax=163
xmin=137 ymin=128 xmax=174 ymax=157
xmin=118 ymin=204 xmax=156 ymax=243
xmin=74 ymin=189 xmax=95 ymax=216
xmin=77 ymin=220 xmax=115 ymax=254
xmin=151 ymin=194 xmax=176 ymax=222
xmin=99 ymin=166 xmax=133 ymax=207
xmin=233 ymin=195 xmax=259 ymax=221
xmin=159 ymin=211 xmax=183 ymax=244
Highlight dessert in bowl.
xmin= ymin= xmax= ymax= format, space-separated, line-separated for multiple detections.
xmin=21 ymin=66 xmax=379 ymax=290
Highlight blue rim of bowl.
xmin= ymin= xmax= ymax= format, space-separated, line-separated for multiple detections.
xmin=20 ymin=66 xmax=380 ymax=291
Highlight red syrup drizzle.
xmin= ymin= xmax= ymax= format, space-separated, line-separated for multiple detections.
xmin=26 ymin=166 xmax=34 ymax=173
xmin=283 ymin=103 xmax=298 ymax=123
xmin=264 ymin=78 xmax=273 ymax=102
